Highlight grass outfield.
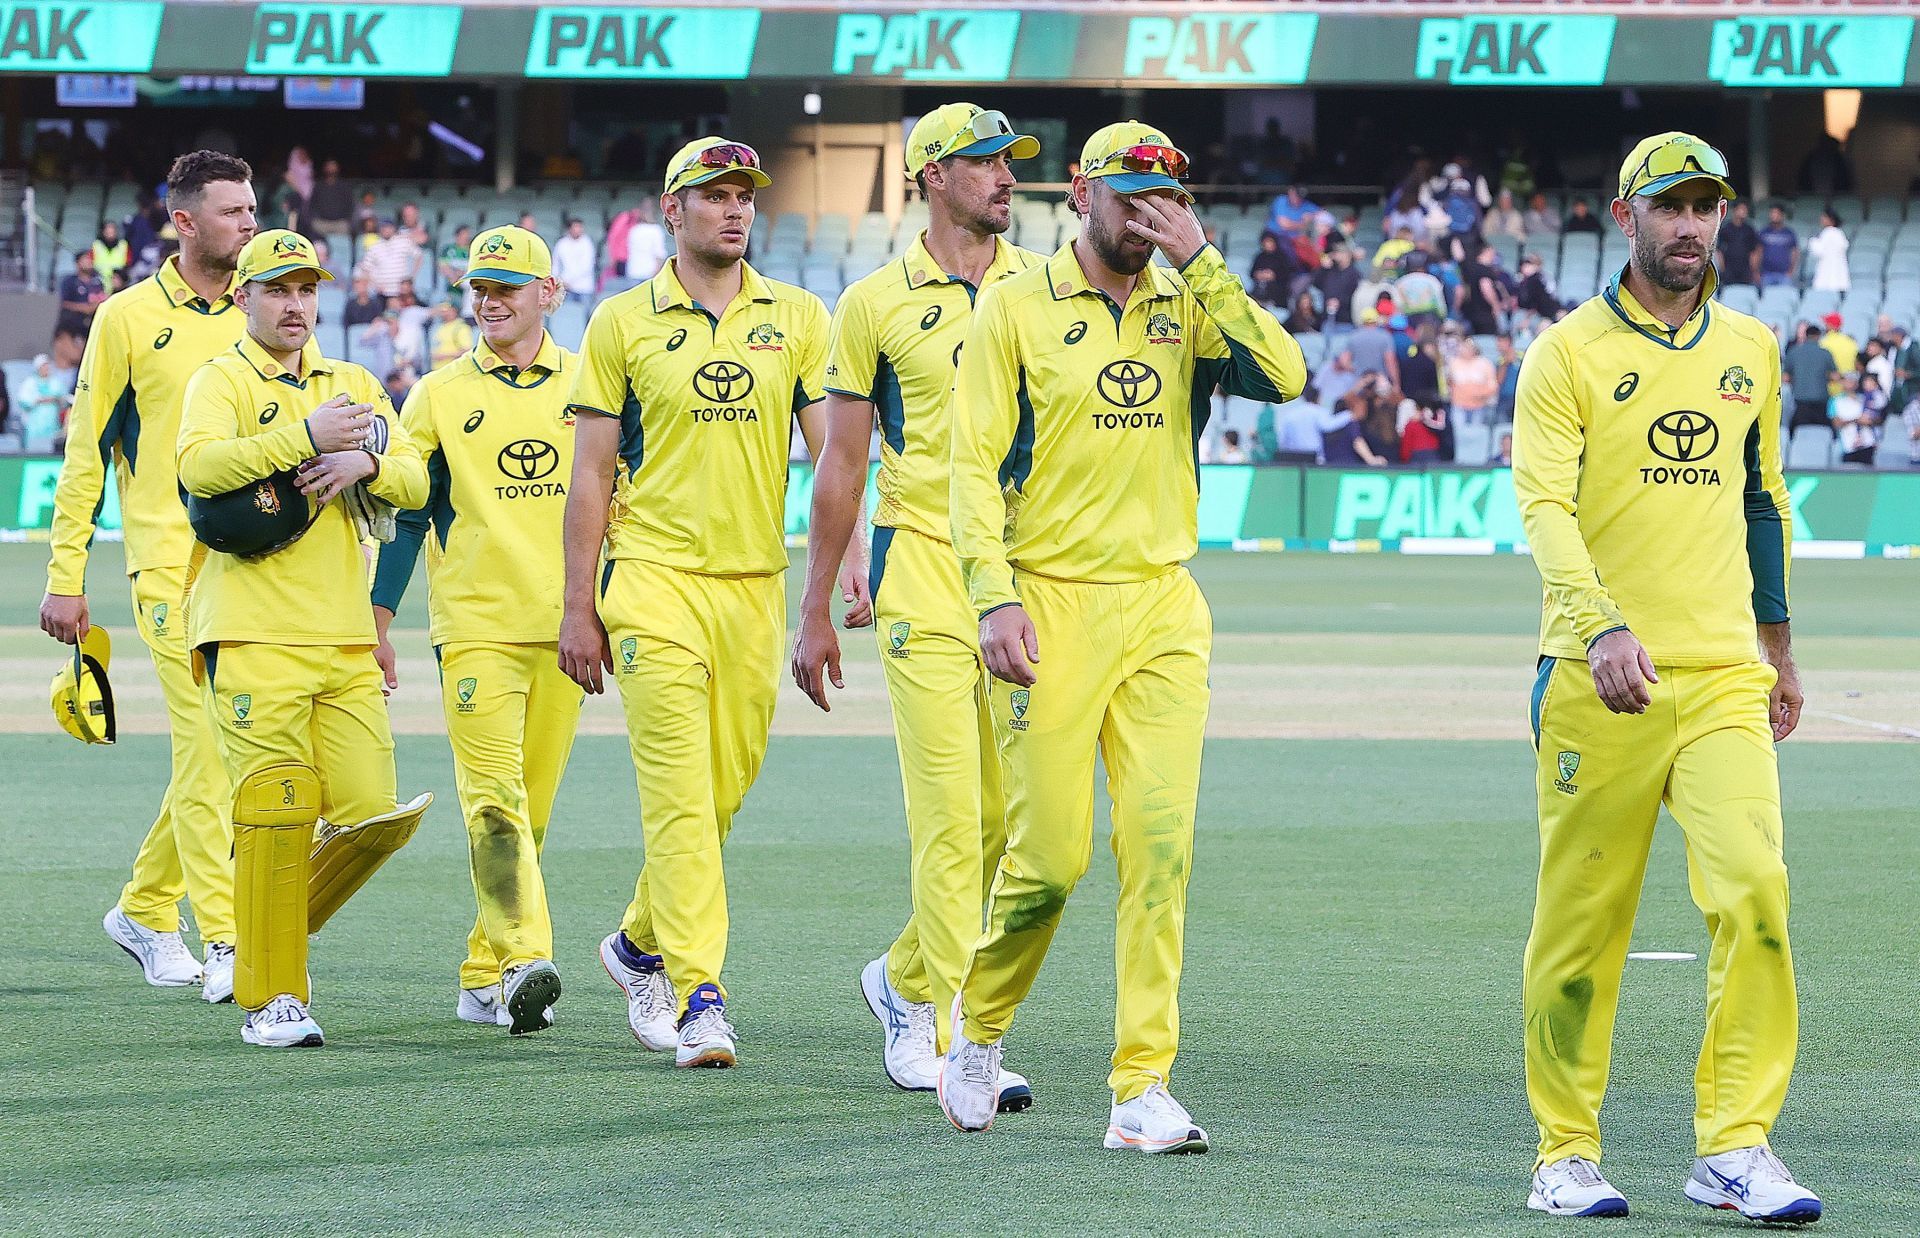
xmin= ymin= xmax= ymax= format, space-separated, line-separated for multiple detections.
xmin=2 ymin=543 xmax=1916 ymax=1233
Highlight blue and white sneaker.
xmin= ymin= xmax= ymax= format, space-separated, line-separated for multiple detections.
xmin=860 ymin=955 xmax=939 ymax=1090
xmin=676 ymin=984 xmax=736 ymax=1068
xmin=601 ymin=931 xmax=676 ymax=1051
xmin=1528 ymin=1155 xmax=1629 ymax=1217
xmin=1685 ymin=1146 xmax=1822 ymax=1224
xmin=241 ymin=994 xmax=324 ymax=1048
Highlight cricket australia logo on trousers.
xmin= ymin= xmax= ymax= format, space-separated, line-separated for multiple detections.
xmin=887 ymin=621 xmax=911 ymax=658
xmin=456 ymin=678 xmax=477 ymax=714
xmin=1555 ymin=750 xmax=1580 ymax=795
xmin=619 ymin=636 xmax=638 ymax=673
xmin=231 ymin=694 xmax=254 ymax=729
xmin=1008 ymin=688 xmax=1031 ymax=731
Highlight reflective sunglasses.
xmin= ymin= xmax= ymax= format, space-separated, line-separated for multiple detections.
xmin=1087 ymin=143 xmax=1191 ymax=182
xmin=1621 ymin=136 xmax=1729 ymax=198
xmin=935 ymin=110 xmax=1016 ymax=160
xmin=690 ymin=142 xmax=760 ymax=173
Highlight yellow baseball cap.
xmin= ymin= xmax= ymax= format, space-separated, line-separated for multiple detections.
xmin=903 ymin=103 xmax=1040 ymax=180
xmin=664 ymin=137 xmax=771 ymax=195
xmin=459 ymin=225 xmax=552 ymax=287
xmin=1079 ymin=121 xmax=1193 ymax=202
xmin=50 ymin=626 xmax=115 ymax=745
xmin=1618 ymin=131 xmax=1735 ymax=202
xmin=236 ymin=228 xmax=332 ymax=283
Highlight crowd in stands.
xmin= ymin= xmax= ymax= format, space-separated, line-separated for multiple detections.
xmin=8 ymin=138 xmax=1918 ymax=471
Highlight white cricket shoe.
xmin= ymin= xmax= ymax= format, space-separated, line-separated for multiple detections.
xmin=241 ymin=994 xmax=324 ymax=1048
xmin=103 ymin=906 xmax=201 ymax=987
xmin=457 ymin=984 xmax=506 ymax=1025
xmin=860 ymin=955 xmax=939 ymax=1091
xmin=201 ymin=942 xmax=235 ymax=1003
xmin=1103 ymin=1084 xmax=1209 ymax=1154
xmin=1528 ymin=1155 xmax=1629 ymax=1218
xmin=937 ymin=996 xmax=1001 ymax=1132
xmin=675 ymin=987 xmax=736 ymax=1068
xmin=995 ymin=1065 xmax=1034 ymax=1115
xmin=1685 ymin=1146 xmax=1822 ymax=1224
xmin=600 ymin=932 xmax=676 ymax=1050
xmin=502 ymin=959 xmax=561 ymax=1036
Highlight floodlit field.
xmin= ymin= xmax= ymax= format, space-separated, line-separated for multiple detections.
xmin=2 ymin=542 xmax=1915 ymax=1233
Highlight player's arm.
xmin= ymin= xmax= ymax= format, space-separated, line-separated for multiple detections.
xmin=370 ymin=381 xmax=444 ymax=692
xmin=179 ymin=370 xmax=370 ymax=497
xmin=1133 ymin=198 xmax=1307 ymax=404
xmin=791 ymin=294 xmax=871 ymax=632
xmin=792 ymin=287 xmax=880 ymax=710
xmin=557 ymin=303 xmax=624 ymax=694
xmin=949 ymin=289 xmax=1034 ymax=686
xmin=40 ymin=300 xmax=133 ymax=642
xmin=1747 ymin=347 xmax=1800 ymax=741
xmin=1512 ymin=333 xmax=1655 ymax=715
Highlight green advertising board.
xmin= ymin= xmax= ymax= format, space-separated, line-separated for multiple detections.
xmin=6 ymin=4 xmax=1917 ymax=86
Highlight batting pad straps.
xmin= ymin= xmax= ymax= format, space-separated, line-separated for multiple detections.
xmin=308 ymin=792 xmax=433 ymax=933
xmin=233 ymin=763 xmax=323 ymax=1010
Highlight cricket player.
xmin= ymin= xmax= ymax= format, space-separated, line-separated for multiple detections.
xmin=939 ymin=122 xmax=1305 ymax=1150
xmin=371 ymin=226 xmax=580 ymax=1036
xmin=561 ymin=139 xmax=853 ymax=1069
xmin=178 ymin=229 xmax=431 ymax=1047
xmin=792 ymin=102 xmax=1040 ymax=1108
xmin=1515 ymin=133 xmax=1820 ymax=1223
xmin=40 ymin=151 xmax=255 ymax=1001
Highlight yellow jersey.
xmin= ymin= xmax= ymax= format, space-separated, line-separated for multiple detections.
xmin=178 ymin=335 xmax=429 ymax=648
xmin=47 ymin=257 xmax=243 ymax=593
xmin=949 ymin=241 xmax=1306 ymax=614
xmin=567 ymin=259 xmax=828 ymax=577
xmin=826 ymin=232 xmax=1040 ymax=540
xmin=430 ymin=317 xmax=476 ymax=371
xmin=1513 ymin=265 xmax=1791 ymax=667
xmin=371 ymin=333 xmax=576 ymax=646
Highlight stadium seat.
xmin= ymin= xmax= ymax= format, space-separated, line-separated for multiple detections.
xmin=1787 ymin=425 xmax=1836 ymax=470
xmin=1716 ymin=285 xmax=1759 ymax=314
xmin=1294 ymin=331 xmax=1326 ymax=369
xmin=549 ymin=300 xmax=589 ymax=351
xmin=1453 ymin=421 xmax=1492 ymax=467
xmin=811 ymin=213 xmax=853 ymax=256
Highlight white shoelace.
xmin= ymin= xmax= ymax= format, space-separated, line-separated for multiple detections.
xmin=1135 ymin=1084 xmax=1190 ymax=1124
xmin=1734 ymin=1146 xmax=1795 ymax=1184
xmin=206 ymin=942 xmax=234 ymax=965
xmin=259 ymin=995 xmax=309 ymax=1026
xmin=903 ymin=1001 xmax=936 ymax=1056
xmin=954 ymin=1040 xmax=1000 ymax=1087
xmin=683 ymin=1006 xmax=734 ymax=1042
xmin=634 ymin=971 xmax=675 ymax=1021
xmin=1559 ymin=1156 xmax=1606 ymax=1188
xmin=153 ymin=932 xmax=197 ymax=970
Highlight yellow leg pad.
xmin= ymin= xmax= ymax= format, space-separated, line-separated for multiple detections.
xmin=233 ymin=763 xmax=322 ymax=1011
xmin=308 ymin=792 xmax=433 ymax=932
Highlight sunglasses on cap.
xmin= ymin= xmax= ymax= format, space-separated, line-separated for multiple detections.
xmin=933 ymin=110 xmax=1017 ymax=160
xmin=688 ymin=142 xmax=760 ymax=174
xmin=1087 ymin=143 xmax=1191 ymax=181
xmin=1621 ymin=136 xmax=1729 ymax=198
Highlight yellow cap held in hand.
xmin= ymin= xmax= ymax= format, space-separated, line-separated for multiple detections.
xmin=51 ymin=626 xmax=115 ymax=745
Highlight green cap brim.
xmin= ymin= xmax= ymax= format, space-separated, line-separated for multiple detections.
xmin=459 ymin=269 xmax=541 ymax=287
xmin=1632 ymin=171 xmax=1736 ymax=201
xmin=248 ymin=263 xmax=333 ymax=283
xmin=1098 ymin=171 xmax=1194 ymax=202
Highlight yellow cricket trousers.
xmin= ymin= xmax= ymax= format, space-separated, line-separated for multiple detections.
xmin=960 ymin=567 xmax=1211 ymax=1102
xmin=1525 ymin=657 xmax=1797 ymax=1164
xmin=119 ymin=565 xmax=234 ymax=942
xmin=871 ymin=526 xmax=1006 ymax=1049
xmin=600 ymin=559 xmax=783 ymax=1015
xmin=439 ymin=641 xmax=582 ymax=989
xmin=201 ymin=641 xmax=398 ymax=1010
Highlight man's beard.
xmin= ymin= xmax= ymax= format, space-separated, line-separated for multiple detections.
xmin=1088 ymin=211 xmax=1149 ymax=276
xmin=1634 ymin=228 xmax=1711 ymax=294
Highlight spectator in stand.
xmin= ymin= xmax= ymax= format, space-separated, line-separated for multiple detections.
xmin=355 ymin=312 xmax=398 ymax=382
xmin=124 ymin=193 xmax=162 ymax=280
xmin=285 ymin=145 xmax=314 ymax=211
xmin=57 ymin=249 xmax=107 ymax=337
xmin=1757 ymin=204 xmax=1799 ymax=288
xmin=1345 ymin=307 xmax=1400 ymax=392
xmin=1563 ymin=197 xmax=1602 ymax=235
xmin=1514 ymin=253 xmax=1562 ymax=320
xmin=14 ymin=354 xmax=69 ymax=453
xmin=1446 ymin=335 xmax=1498 ymax=426
xmin=1384 ymin=177 xmax=1429 ymax=245
xmin=1891 ymin=324 xmax=1920 ymax=465
xmin=1486 ymin=188 xmax=1526 ymax=243
xmin=429 ymin=299 xmax=475 ymax=370
xmin=1314 ymin=348 xmax=1361 ymax=408
xmin=1716 ymin=200 xmax=1761 ymax=286
xmin=399 ymin=202 xmax=432 ymax=249
xmin=1523 ymin=191 xmax=1559 ymax=239
xmin=1372 ymin=226 xmax=1417 ymax=280
xmin=603 ymin=201 xmax=642 ymax=290
xmin=91 ymin=222 xmax=129 ymax=287
xmin=1805 ymin=207 xmax=1850 ymax=293
xmin=1395 ymin=251 xmax=1447 ymax=328
xmin=1268 ymin=183 xmax=1321 ymax=241
xmin=1249 ymin=233 xmax=1294 ymax=307
xmin=1436 ymin=173 xmax=1486 ymax=260
xmin=1495 ymin=429 xmax=1514 ymax=467
xmin=1272 ymin=391 xmax=1330 ymax=463
xmin=384 ymin=365 xmax=418 ymax=409
xmin=1288 ymin=289 xmax=1326 ymax=335
xmin=358 ymin=218 xmax=424 ymax=297
xmin=343 ymin=273 xmax=386 ymax=328
xmin=1863 ymin=337 xmax=1894 ymax=397
xmin=310 ymin=159 xmax=355 ymax=235
xmin=1783 ymin=323 xmax=1837 ymax=434
xmin=1399 ymin=399 xmax=1447 ymax=465
xmin=1398 ymin=320 xmax=1444 ymax=410
xmin=273 ymin=160 xmax=309 ymax=232
xmin=1459 ymin=241 xmax=1510 ymax=336
xmin=1217 ymin=429 xmax=1248 ymax=464
xmin=1344 ymin=375 xmax=1401 ymax=466
xmin=624 ymin=200 xmax=668 ymax=286
xmin=389 ymin=280 xmax=432 ymax=366
xmin=437 ymin=224 xmax=473 ymax=289
xmin=1315 ymin=245 xmax=1362 ymax=330
xmin=1820 ymin=312 xmax=1858 ymax=389
xmin=1500 ymin=148 xmax=1537 ymax=200
xmin=1494 ymin=333 xmax=1522 ymax=424
xmin=311 ymin=237 xmax=338 ymax=281
xmin=553 ymin=216 xmax=599 ymax=306
xmin=353 ymin=190 xmax=380 ymax=237
xmin=517 ymin=211 xmax=539 ymax=234
xmin=1830 ymin=373 xmax=1876 ymax=464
